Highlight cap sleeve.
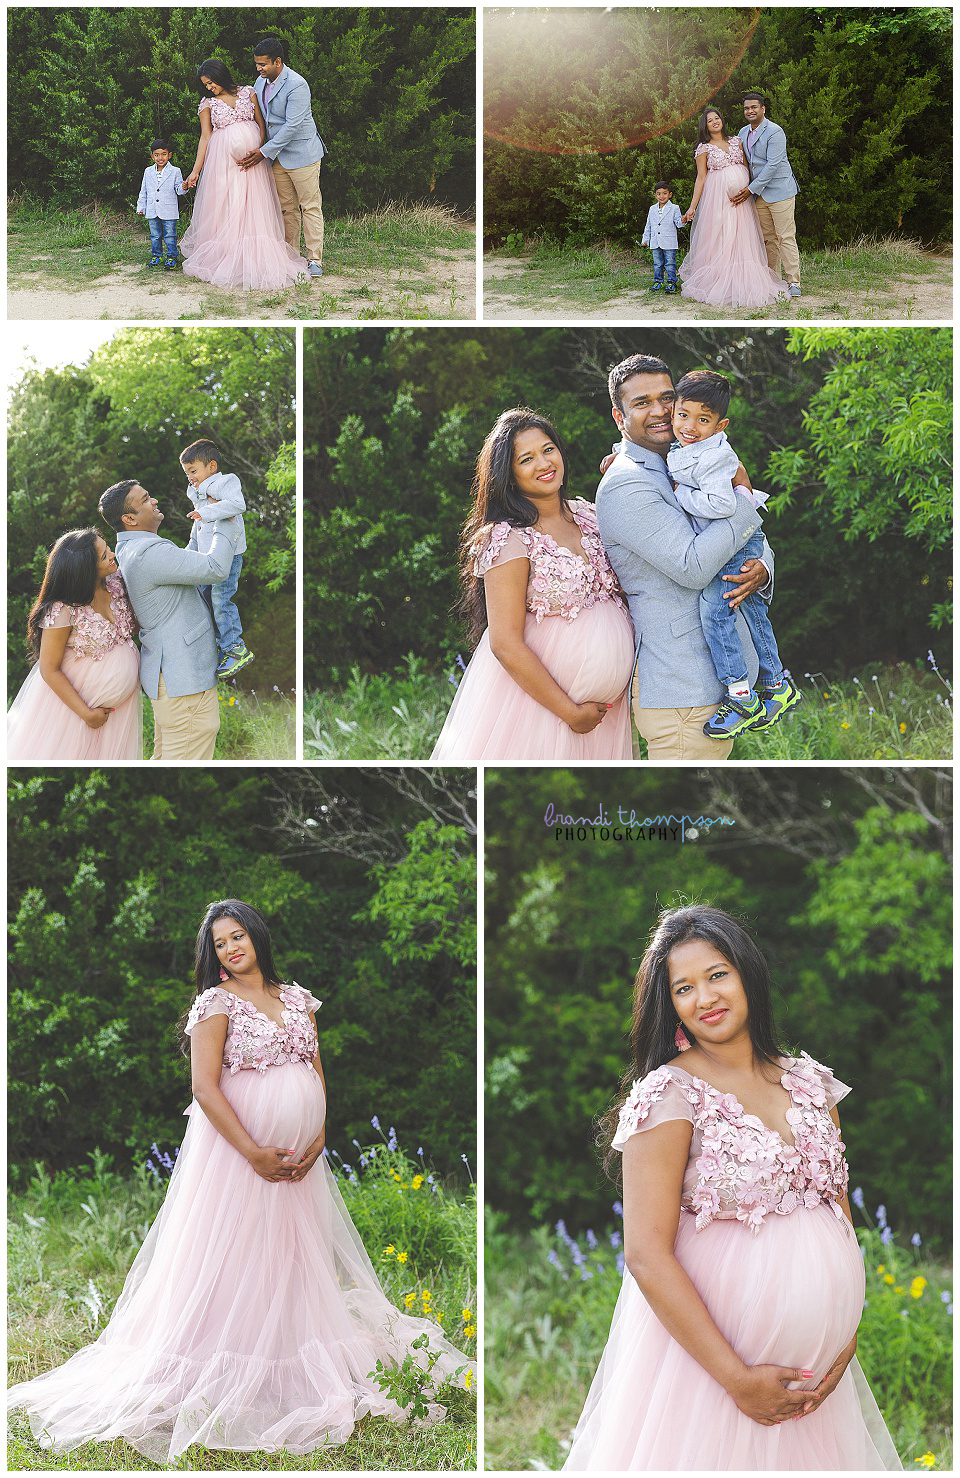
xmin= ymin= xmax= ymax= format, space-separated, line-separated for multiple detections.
xmin=783 ymin=1052 xmax=851 ymax=1110
xmin=611 ymin=1067 xmax=695 ymax=1151
xmin=185 ymin=987 xmax=232 ymax=1035
xmin=292 ymin=983 xmax=322 ymax=1014
xmin=473 ymin=523 xmax=531 ymax=578
xmin=694 ymin=141 xmax=709 ymax=157
xmin=198 ymin=96 xmax=212 ymax=114
xmin=41 ymin=602 xmax=75 ymax=630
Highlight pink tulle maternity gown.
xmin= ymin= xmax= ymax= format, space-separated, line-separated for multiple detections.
xmin=7 ymin=985 xmax=472 ymax=1463
xmin=564 ymin=1055 xmax=902 ymax=1471
xmin=7 ymin=572 xmax=141 ymax=762
xmin=180 ymin=86 xmax=308 ymax=289
xmin=680 ymin=139 xmax=789 ymax=310
xmin=430 ymin=500 xmax=635 ymax=761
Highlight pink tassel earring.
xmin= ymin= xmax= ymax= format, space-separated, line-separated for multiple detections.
xmin=219 ymin=966 xmax=230 ymax=982
xmin=674 ymin=1024 xmax=691 ymax=1052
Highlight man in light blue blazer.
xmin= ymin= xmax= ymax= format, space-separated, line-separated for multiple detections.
xmin=99 ymin=479 xmax=241 ymax=761
xmin=595 ymin=354 xmax=775 ymax=761
xmin=239 ymin=36 xmax=326 ymax=277
xmin=731 ymin=91 xmax=801 ymax=296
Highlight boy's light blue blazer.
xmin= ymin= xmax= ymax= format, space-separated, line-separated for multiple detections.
xmin=115 ymin=524 xmax=239 ymax=699
xmin=254 ymin=67 xmax=325 ymax=169
xmin=596 ymin=440 xmax=774 ymax=708
xmin=738 ymin=119 xmax=798 ymax=203
xmin=641 ymin=201 xmax=686 ymax=249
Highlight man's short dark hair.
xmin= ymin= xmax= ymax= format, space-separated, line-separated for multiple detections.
xmin=180 ymin=438 xmax=222 ymax=468
xmin=99 ymin=479 xmax=139 ymax=532
xmin=742 ymin=91 xmax=769 ymax=113
xmin=150 ymin=137 xmax=171 ymax=152
xmin=253 ymin=36 xmax=284 ymax=60
xmin=608 ymin=354 xmax=672 ymax=412
xmin=674 ymin=369 xmax=731 ymax=419
xmin=653 ymin=180 xmax=671 ymax=193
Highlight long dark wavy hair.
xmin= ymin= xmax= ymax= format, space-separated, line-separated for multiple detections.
xmin=599 ymin=906 xmax=786 ymax=1180
xmin=178 ymin=899 xmax=283 ymax=1055
xmin=695 ymin=106 xmax=728 ymax=148
xmin=196 ymin=58 xmax=237 ymax=97
xmin=458 ymin=407 xmax=572 ymax=646
xmin=26 ymin=529 xmax=102 ymax=662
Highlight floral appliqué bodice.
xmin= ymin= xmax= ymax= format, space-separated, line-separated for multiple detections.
xmin=474 ymin=500 xmax=626 ymax=624
xmin=615 ymin=1053 xmax=850 ymax=1235
xmin=199 ymin=85 xmax=257 ymax=130
xmin=185 ymin=983 xmax=321 ymax=1074
xmin=41 ymin=572 xmax=136 ymax=659
xmin=695 ymin=138 xmax=747 ymax=171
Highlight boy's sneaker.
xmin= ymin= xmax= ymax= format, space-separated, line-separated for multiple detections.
xmin=703 ymin=693 xmax=765 ymax=740
xmin=751 ymin=676 xmax=802 ymax=730
xmin=650 ymin=281 xmax=663 ymax=292
xmin=664 ymin=283 xmax=677 ymax=294
xmin=163 ymin=258 xmax=178 ymax=272
xmin=217 ymin=642 xmax=255 ymax=679
xmin=148 ymin=255 xmax=163 ymax=268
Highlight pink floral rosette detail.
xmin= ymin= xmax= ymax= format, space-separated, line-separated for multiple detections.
xmin=187 ymin=983 xmax=321 ymax=1075
xmin=42 ymin=572 xmax=136 ymax=660
xmin=473 ymin=501 xmax=625 ymax=624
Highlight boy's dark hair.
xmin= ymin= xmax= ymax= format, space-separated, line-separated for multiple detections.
xmin=99 ymin=479 xmax=140 ymax=532
xmin=742 ymin=90 xmax=770 ymax=115
xmin=607 ymin=354 xmax=672 ymax=412
xmin=151 ymin=138 xmax=171 ymax=153
xmin=653 ymin=181 xmax=671 ymax=193
xmin=180 ymin=439 xmax=222 ymax=468
xmin=253 ymin=36 xmax=284 ymax=60
xmin=674 ymin=369 xmax=731 ymax=419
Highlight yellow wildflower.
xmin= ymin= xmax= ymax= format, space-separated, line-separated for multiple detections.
xmin=893 ymin=1285 xmax=904 ymax=1294
xmin=464 ymin=1369 xmax=473 ymax=1390
xmin=914 ymin=1455 xmax=935 ymax=1469
xmin=463 ymin=1323 xmax=476 ymax=1338
xmin=403 ymin=1293 xmax=415 ymax=1308
xmin=840 ymin=722 xmax=850 ymax=729
xmin=876 ymin=1265 xmax=885 ymax=1275
xmin=899 ymin=722 xmax=906 ymax=734
xmin=909 ymin=1277 xmax=927 ymax=1299
xmin=397 ymin=1251 xmax=407 ymax=1264
xmin=462 ymin=1308 xmax=472 ymax=1321
xmin=883 ymin=1274 xmax=895 ymax=1285
xmin=411 ymin=1174 xmax=424 ymax=1189
xmin=383 ymin=1244 xmax=395 ymax=1256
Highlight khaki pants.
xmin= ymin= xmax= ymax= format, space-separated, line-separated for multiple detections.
xmin=633 ymin=673 xmax=733 ymax=761
xmin=152 ymin=673 xmax=220 ymax=761
xmin=754 ymin=195 xmax=800 ymax=285
xmin=271 ymin=159 xmax=324 ymax=263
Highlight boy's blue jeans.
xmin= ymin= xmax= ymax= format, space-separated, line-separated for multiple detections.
xmin=202 ymin=554 xmax=244 ymax=656
xmin=651 ymin=247 xmax=677 ymax=286
xmin=148 ymin=217 xmax=178 ymax=260
xmin=700 ymin=529 xmax=783 ymax=690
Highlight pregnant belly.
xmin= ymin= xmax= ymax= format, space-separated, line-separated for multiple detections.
xmin=218 ymin=117 xmax=263 ymax=161
xmin=221 ymin=1061 xmax=325 ymax=1158
xmin=63 ymin=643 xmax=140 ymax=708
xmin=676 ymin=1204 xmax=864 ymax=1384
xmin=525 ymin=599 xmax=635 ymax=704
xmin=722 ymin=162 xmax=751 ymax=199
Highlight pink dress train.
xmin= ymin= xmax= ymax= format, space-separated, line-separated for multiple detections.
xmin=7 ymin=985 xmax=472 ymax=1464
xmin=180 ymin=87 xmax=308 ymax=289
xmin=430 ymin=500 xmax=635 ymax=762
xmin=7 ymin=572 xmax=141 ymax=762
xmin=564 ymin=1056 xmax=902 ymax=1471
xmin=680 ymin=139 xmax=788 ymax=310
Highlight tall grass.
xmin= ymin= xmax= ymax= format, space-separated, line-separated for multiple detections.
xmin=303 ymin=655 xmax=456 ymax=760
xmin=8 ymin=1138 xmax=475 ymax=1471
xmin=485 ymin=1201 xmax=952 ymax=1471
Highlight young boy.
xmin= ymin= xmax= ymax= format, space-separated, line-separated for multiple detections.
xmin=640 ymin=182 xmax=687 ymax=294
xmin=136 ymin=138 xmax=190 ymax=270
xmin=179 ymin=439 xmax=254 ymax=679
xmin=665 ymin=369 xmax=800 ymax=738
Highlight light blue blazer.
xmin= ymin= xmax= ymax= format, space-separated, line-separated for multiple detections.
xmin=254 ymin=67 xmax=325 ymax=169
xmin=738 ymin=119 xmax=798 ymax=203
xmin=595 ymin=440 xmax=774 ymax=708
xmin=115 ymin=523 xmax=240 ymax=700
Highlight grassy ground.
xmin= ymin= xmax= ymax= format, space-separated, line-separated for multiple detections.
xmin=9 ymin=1141 xmax=476 ymax=1471
xmin=139 ymin=686 xmax=296 ymax=760
xmin=304 ymin=656 xmax=951 ymax=762
xmin=482 ymin=236 xmax=951 ymax=320
xmin=485 ymin=1208 xmax=952 ymax=1471
xmin=8 ymin=197 xmax=476 ymax=320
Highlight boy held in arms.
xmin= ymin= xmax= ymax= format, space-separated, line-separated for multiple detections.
xmin=640 ymin=182 xmax=687 ymax=294
xmin=136 ymin=138 xmax=190 ymax=270
xmin=666 ymin=369 xmax=800 ymax=738
xmin=180 ymin=439 xmax=254 ymax=679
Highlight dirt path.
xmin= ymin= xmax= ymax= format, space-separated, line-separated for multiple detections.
xmin=8 ymin=250 xmax=476 ymax=320
xmin=483 ymin=254 xmax=952 ymax=320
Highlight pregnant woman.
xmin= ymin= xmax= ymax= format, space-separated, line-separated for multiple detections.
xmin=564 ymin=905 xmax=901 ymax=1470
xmin=7 ymin=529 xmax=141 ymax=762
xmin=430 ymin=408 xmax=635 ymax=761
xmin=8 ymin=900 xmax=471 ymax=1463
xmin=180 ymin=59 xmax=307 ymax=289
xmin=679 ymin=108 xmax=787 ymax=311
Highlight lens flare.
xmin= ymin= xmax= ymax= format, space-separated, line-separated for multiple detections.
xmin=484 ymin=7 xmax=762 ymax=155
